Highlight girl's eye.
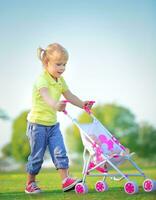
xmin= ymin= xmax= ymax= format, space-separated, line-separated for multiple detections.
xmin=56 ymin=63 xmax=66 ymax=66
xmin=56 ymin=63 xmax=61 ymax=66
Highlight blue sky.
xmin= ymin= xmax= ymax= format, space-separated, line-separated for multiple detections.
xmin=0 ymin=0 xmax=156 ymax=150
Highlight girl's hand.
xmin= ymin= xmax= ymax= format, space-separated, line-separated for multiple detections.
xmin=82 ymin=101 xmax=95 ymax=114
xmin=55 ymin=101 xmax=66 ymax=111
xmin=83 ymin=101 xmax=93 ymax=109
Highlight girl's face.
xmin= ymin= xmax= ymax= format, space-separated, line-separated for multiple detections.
xmin=46 ymin=57 xmax=67 ymax=80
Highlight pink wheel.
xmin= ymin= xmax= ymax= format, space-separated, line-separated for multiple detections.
xmin=95 ymin=181 xmax=108 ymax=192
xmin=124 ymin=181 xmax=138 ymax=195
xmin=143 ymin=179 xmax=156 ymax=192
xmin=75 ymin=183 xmax=88 ymax=194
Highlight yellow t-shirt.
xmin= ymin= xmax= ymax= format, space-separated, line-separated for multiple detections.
xmin=27 ymin=70 xmax=68 ymax=126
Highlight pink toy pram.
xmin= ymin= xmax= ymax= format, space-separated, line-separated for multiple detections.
xmin=63 ymin=101 xmax=156 ymax=195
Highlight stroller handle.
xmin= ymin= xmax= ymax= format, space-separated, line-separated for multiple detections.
xmin=62 ymin=100 xmax=95 ymax=115
xmin=83 ymin=101 xmax=95 ymax=114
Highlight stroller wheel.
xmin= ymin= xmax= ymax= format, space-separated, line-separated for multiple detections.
xmin=75 ymin=183 xmax=88 ymax=194
xmin=95 ymin=181 xmax=108 ymax=192
xmin=124 ymin=181 xmax=138 ymax=195
xmin=143 ymin=179 xmax=156 ymax=192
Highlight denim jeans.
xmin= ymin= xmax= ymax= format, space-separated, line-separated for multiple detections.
xmin=26 ymin=122 xmax=69 ymax=175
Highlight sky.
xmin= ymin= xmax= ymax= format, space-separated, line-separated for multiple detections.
xmin=0 ymin=0 xmax=156 ymax=152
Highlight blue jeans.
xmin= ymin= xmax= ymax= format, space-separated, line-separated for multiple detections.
xmin=26 ymin=122 xmax=69 ymax=175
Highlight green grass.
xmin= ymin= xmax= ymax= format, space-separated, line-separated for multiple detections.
xmin=0 ymin=167 xmax=156 ymax=200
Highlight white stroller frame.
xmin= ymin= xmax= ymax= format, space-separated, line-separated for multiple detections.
xmin=63 ymin=101 xmax=156 ymax=194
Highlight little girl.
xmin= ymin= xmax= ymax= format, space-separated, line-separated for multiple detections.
xmin=25 ymin=43 xmax=92 ymax=194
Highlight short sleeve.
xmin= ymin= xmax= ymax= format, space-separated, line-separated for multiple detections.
xmin=35 ymin=76 xmax=49 ymax=90
xmin=61 ymin=77 xmax=69 ymax=93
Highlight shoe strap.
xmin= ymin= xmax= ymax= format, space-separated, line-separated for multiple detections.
xmin=30 ymin=182 xmax=40 ymax=190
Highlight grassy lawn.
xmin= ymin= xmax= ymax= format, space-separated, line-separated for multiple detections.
xmin=0 ymin=167 xmax=156 ymax=200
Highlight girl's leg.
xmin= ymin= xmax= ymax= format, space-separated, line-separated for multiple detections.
xmin=26 ymin=123 xmax=47 ymax=175
xmin=27 ymin=174 xmax=36 ymax=184
xmin=25 ymin=123 xmax=47 ymax=193
xmin=26 ymin=123 xmax=47 ymax=181
xmin=48 ymin=123 xmax=81 ymax=192
xmin=48 ymin=123 xmax=69 ymax=174
xmin=58 ymin=168 xmax=69 ymax=181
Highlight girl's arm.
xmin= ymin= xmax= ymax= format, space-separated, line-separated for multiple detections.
xmin=63 ymin=89 xmax=85 ymax=108
xmin=39 ymin=88 xmax=66 ymax=111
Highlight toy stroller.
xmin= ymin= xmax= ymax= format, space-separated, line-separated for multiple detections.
xmin=63 ymin=100 xmax=156 ymax=195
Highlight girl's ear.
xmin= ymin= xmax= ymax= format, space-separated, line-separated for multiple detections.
xmin=45 ymin=58 xmax=49 ymax=67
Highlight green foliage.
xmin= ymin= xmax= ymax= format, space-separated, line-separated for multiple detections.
xmin=11 ymin=111 xmax=30 ymax=162
xmin=93 ymin=104 xmax=138 ymax=137
xmin=65 ymin=125 xmax=83 ymax=153
xmin=137 ymin=122 xmax=156 ymax=159
xmin=120 ymin=132 xmax=139 ymax=153
xmin=1 ymin=143 xmax=12 ymax=158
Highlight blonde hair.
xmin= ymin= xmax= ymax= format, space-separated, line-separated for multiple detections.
xmin=37 ymin=43 xmax=69 ymax=66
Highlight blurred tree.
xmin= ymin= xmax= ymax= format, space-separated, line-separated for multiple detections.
xmin=0 ymin=108 xmax=10 ymax=120
xmin=120 ymin=131 xmax=139 ymax=153
xmin=0 ymin=108 xmax=12 ymax=158
xmin=137 ymin=122 xmax=156 ymax=159
xmin=1 ymin=142 xmax=12 ymax=158
xmin=65 ymin=125 xmax=83 ymax=154
xmin=11 ymin=111 xmax=30 ymax=162
xmin=65 ymin=103 xmax=139 ymax=154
